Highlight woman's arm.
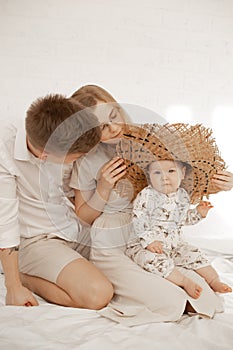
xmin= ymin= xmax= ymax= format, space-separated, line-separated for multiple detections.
xmin=74 ymin=157 xmax=126 ymax=225
xmin=212 ymin=170 xmax=233 ymax=191
xmin=74 ymin=188 xmax=106 ymax=225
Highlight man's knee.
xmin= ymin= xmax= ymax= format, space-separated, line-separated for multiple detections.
xmin=85 ymin=280 xmax=114 ymax=310
xmin=70 ymin=279 xmax=114 ymax=310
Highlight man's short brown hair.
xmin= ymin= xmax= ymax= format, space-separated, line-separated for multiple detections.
xmin=25 ymin=94 xmax=101 ymax=154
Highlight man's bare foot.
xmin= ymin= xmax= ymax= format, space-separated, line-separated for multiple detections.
xmin=210 ymin=280 xmax=232 ymax=293
xmin=183 ymin=277 xmax=203 ymax=299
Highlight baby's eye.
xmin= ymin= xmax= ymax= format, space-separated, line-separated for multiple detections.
xmin=169 ymin=169 xmax=176 ymax=173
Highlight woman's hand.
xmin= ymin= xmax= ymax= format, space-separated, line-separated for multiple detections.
xmin=74 ymin=157 xmax=127 ymax=226
xmin=97 ymin=157 xmax=126 ymax=193
xmin=212 ymin=170 xmax=233 ymax=191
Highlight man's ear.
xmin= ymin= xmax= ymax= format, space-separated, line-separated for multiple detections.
xmin=27 ymin=138 xmax=48 ymax=160
xmin=38 ymin=150 xmax=48 ymax=160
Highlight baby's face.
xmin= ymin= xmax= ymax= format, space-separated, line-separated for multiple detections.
xmin=148 ymin=160 xmax=186 ymax=194
xmin=92 ymin=102 xmax=125 ymax=143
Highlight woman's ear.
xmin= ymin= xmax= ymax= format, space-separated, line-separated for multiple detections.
xmin=181 ymin=166 xmax=186 ymax=180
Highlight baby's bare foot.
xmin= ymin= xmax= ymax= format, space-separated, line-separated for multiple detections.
xmin=183 ymin=278 xmax=203 ymax=299
xmin=210 ymin=280 xmax=232 ymax=293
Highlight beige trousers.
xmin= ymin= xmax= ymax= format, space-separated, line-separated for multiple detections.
xmin=90 ymin=212 xmax=223 ymax=326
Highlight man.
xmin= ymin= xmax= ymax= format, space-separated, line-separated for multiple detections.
xmin=0 ymin=94 xmax=113 ymax=308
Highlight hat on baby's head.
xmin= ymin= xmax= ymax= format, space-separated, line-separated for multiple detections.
xmin=115 ymin=123 xmax=226 ymax=204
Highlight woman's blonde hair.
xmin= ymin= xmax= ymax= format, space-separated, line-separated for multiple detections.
xmin=71 ymin=84 xmax=132 ymax=124
xmin=71 ymin=84 xmax=117 ymax=107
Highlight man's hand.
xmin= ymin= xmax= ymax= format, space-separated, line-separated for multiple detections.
xmin=0 ymin=246 xmax=38 ymax=307
xmin=6 ymin=284 xmax=39 ymax=306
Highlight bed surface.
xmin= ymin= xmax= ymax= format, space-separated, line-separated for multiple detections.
xmin=1 ymin=249 xmax=233 ymax=350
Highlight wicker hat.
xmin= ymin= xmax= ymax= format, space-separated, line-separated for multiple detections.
xmin=115 ymin=123 xmax=226 ymax=204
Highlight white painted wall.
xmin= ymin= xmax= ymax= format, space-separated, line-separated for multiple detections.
xmin=0 ymin=0 xmax=232 ymax=240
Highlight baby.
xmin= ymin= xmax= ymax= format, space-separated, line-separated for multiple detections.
xmin=125 ymin=159 xmax=232 ymax=299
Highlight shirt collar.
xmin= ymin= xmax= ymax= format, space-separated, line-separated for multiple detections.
xmin=14 ymin=124 xmax=31 ymax=161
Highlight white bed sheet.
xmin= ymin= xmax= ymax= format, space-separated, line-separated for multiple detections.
xmin=1 ymin=252 xmax=233 ymax=350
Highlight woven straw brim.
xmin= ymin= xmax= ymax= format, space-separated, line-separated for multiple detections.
xmin=115 ymin=123 xmax=226 ymax=204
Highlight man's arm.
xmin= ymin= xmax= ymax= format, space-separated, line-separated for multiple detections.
xmin=0 ymin=247 xmax=38 ymax=306
xmin=0 ymin=146 xmax=38 ymax=306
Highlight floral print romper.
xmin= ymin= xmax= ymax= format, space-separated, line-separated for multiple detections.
xmin=125 ymin=186 xmax=209 ymax=277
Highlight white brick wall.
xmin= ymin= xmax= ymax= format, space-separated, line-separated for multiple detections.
xmin=0 ymin=0 xmax=232 ymax=236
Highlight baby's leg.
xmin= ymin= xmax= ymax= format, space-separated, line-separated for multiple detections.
xmin=166 ymin=268 xmax=202 ymax=299
xmin=195 ymin=265 xmax=232 ymax=293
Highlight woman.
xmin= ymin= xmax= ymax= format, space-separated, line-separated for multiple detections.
xmin=70 ymin=84 xmax=233 ymax=325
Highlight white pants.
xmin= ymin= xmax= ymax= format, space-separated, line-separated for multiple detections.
xmin=90 ymin=212 xmax=223 ymax=326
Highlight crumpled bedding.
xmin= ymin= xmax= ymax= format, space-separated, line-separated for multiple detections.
xmin=0 ymin=251 xmax=233 ymax=350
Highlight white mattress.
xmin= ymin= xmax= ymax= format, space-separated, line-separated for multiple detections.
xmin=0 ymin=249 xmax=233 ymax=350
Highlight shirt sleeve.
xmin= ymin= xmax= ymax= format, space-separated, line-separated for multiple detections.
xmin=0 ymin=162 xmax=19 ymax=248
xmin=69 ymin=157 xmax=97 ymax=191
xmin=177 ymin=187 xmax=202 ymax=225
xmin=61 ymin=163 xmax=74 ymax=198
xmin=185 ymin=207 xmax=203 ymax=225
xmin=132 ymin=188 xmax=160 ymax=248
xmin=69 ymin=161 xmax=79 ymax=190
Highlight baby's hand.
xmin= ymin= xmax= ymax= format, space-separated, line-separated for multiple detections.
xmin=146 ymin=241 xmax=163 ymax=254
xmin=197 ymin=200 xmax=214 ymax=218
